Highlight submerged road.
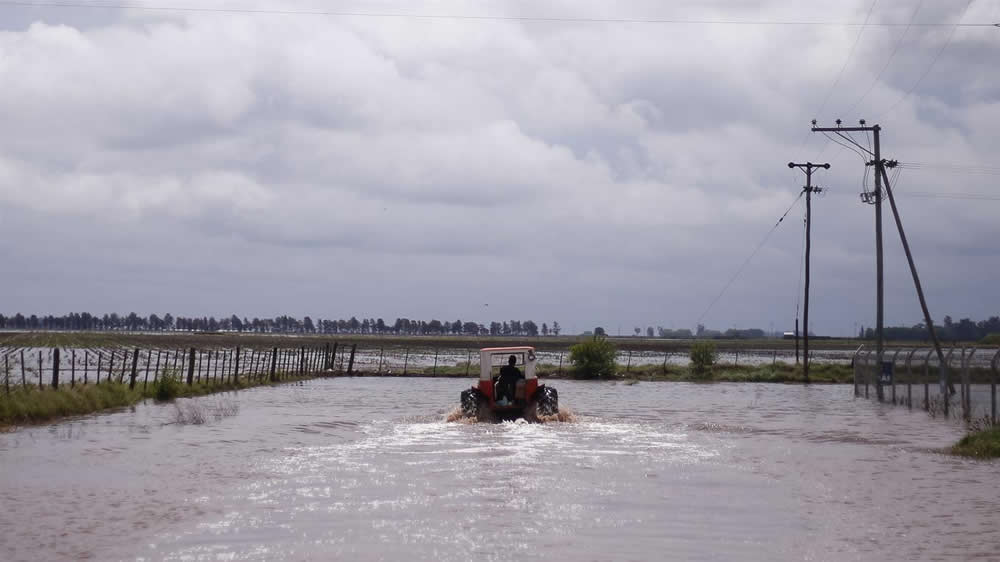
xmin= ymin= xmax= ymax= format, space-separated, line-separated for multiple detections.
xmin=0 ymin=378 xmax=997 ymax=561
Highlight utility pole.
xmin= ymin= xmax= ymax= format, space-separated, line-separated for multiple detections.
xmin=810 ymin=120 xmax=951 ymax=408
xmin=788 ymin=161 xmax=830 ymax=384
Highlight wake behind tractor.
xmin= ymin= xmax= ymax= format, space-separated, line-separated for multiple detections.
xmin=460 ymin=346 xmax=558 ymax=422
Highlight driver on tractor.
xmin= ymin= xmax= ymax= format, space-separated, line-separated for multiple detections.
xmin=495 ymin=354 xmax=523 ymax=405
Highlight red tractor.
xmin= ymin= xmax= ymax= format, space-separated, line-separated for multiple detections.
xmin=460 ymin=346 xmax=558 ymax=422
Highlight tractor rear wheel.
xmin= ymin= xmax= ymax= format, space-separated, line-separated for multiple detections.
xmin=536 ymin=385 xmax=558 ymax=417
xmin=460 ymin=388 xmax=482 ymax=418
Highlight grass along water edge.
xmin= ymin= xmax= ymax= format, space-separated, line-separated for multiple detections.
xmin=0 ymin=372 xmax=316 ymax=430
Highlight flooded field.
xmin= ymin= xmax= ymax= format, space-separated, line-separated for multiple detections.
xmin=1 ymin=378 xmax=997 ymax=561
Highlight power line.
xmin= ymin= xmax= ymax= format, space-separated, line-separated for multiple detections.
xmin=812 ymin=0 xmax=880 ymax=121
xmin=696 ymin=192 xmax=804 ymax=326
xmin=878 ymin=0 xmax=976 ymax=119
xmin=1 ymin=0 xmax=998 ymax=26
xmin=842 ymin=0 xmax=926 ymax=117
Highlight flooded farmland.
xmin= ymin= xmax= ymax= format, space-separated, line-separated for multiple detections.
xmin=1 ymin=378 xmax=998 ymax=561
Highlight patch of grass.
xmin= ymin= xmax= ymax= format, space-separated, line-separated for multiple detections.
xmin=952 ymin=427 xmax=1000 ymax=459
xmin=0 ymin=371 xmax=316 ymax=429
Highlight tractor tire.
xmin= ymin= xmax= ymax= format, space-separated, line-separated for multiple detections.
xmin=460 ymin=388 xmax=482 ymax=418
xmin=536 ymin=385 xmax=558 ymax=417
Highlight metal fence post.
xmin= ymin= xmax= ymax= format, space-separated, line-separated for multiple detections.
xmin=905 ymin=348 xmax=917 ymax=409
xmin=991 ymin=349 xmax=999 ymax=425
xmin=923 ymin=349 xmax=933 ymax=411
xmin=963 ymin=348 xmax=976 ymax=420
xmin=347 ymin=344 xmax=357 ymax=376
xmin=890 ymin=350 xmax=902 ymax=404
xmin=403 ymin=348 xmax=409 ymax=376
xmin=187 ymin=348 xmax=196 ymax=386
xmin=39 ymin=350 xmax=44 ymax=390
xmin=70 ymin=349 xmax=76 ymax=388
xmin=270 ymin=347 xmax=278 ymax=382
xmin=852 ymin=345 xmax=865 ymax=397
xmin=943 ymin=348 xmax=955 ymax=418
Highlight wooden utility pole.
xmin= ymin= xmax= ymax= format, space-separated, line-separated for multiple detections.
xmin=788 ymin=161 xmax=830 ymax=383
xmin=812 ymin=121 xmax=885 ymax=401
xmin=811 ymin=120 xmax=950 ymax=407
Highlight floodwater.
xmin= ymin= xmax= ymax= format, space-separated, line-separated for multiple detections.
xmin=1 ymin=379 xmax=998 ymax=561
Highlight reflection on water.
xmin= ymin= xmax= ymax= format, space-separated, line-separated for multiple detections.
xmin=1 ymin=378 xmax=998 ymax=561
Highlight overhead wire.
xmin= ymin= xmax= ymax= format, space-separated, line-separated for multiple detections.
xmin=1 ymin=0 xmax=998 ymax=25
xmin=811 ymin=0 xmax=880 ymax=122
xmin=842 ymin=0 xmax=926 ymax=117
xmin=696 ymin=191 xmax=804 ymax=326
xmin=878 ymin=0 xmax=976 ymax=119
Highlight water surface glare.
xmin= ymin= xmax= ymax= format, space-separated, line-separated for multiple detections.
xmin=1 ymin=378 xmax=998 ymax=561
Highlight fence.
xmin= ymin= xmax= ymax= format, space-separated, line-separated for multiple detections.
xmin=0 ymin=342 xmax=359 ymax=393
xmin=852 ymin=345 xmax=1000 ymax=423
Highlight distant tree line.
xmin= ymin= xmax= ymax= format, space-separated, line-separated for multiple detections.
xmin=859 ymin=315 xmax=1000 ymax=343
xmin=0 ymin=312 xmax=563 ymax=337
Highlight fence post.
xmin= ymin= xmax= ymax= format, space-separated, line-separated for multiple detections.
xmin=331 ymin=343 xmax=339 ymax=373
xmin=119 ymin=351 xmax=128 ymax=384
xmin=299 ymin=346 xmax=305 ymax=374
xmin=127 ymin=347 xmax=139 ymax=389
xmin=558 ymin=352 xmax=564 ymax=375
xmin=943 ymin=348 xmax=955 ymax=418
xmin=39 ymin=350 xmax=44 ymax=390
xmin=197 ymin=350 xmax=204 ymax=383
xmin=4 ymin=355 xmax=9 ymax=395
xmin=148 ymin=350 xmax=160 ymax=390
xmin=233 ymin=347 xmax=241 ymax=384
xmin=403 ymin=348 xmax=409 ymax=375
xmin=466 ymin=350 xmax=471 ymax=377
xmin=626 ymin=350 xmax=632 ymax=373
xmin=187 ymin=348 xmax=196 ymax=385
xmin=143 ymin=349 xmax=152 ymax=389
xmin=347 ymin=344 xmax=357 ymax=376
xmin=863 ymin=350 xmax=872 ymax=398
xmin=905 ymin=348 xmax=917 ymax=409
xmin=923 ymin=349 xmax=933 ymax=411
xmin=890 ymin=350 xmax=901 ymax=404
xmin=963 ymin=348 xmax=976 ymax=421
xmin=991 ymin=349 xmax=999 ymax=425
xmin=95 ymin=351 xmax=101 ymax=386
xmin=51 ymin=348 xmax=60 ymax=389
xmin=84 ymin=350 xmax=88 ymax=385
xmin=70 ymin=349 xmax=76 ymax=388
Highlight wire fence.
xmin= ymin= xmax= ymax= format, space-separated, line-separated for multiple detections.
xmin=852 ymin=345 xmax=1000 ymax=423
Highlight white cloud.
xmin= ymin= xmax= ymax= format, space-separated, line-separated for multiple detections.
xmin=0 ymin=0 xmax=997 ymax=332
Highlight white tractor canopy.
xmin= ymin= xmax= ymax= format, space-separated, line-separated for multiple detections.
xmin=479 ymin=346 xmax=537 ymax=381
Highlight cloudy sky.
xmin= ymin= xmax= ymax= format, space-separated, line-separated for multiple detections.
xmin=1 ymin=0 xmax=997 ymax=336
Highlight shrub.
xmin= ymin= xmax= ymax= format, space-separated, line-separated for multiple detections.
xmin=689 ymin=341 xmax=717 ymax=374
xmin=568 ymin=337 xmax=617 ymax=379
xmin=154 ymin=371 xmax=181 ymax=401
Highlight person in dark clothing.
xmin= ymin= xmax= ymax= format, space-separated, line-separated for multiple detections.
xmin=495 ymin=355 xmax=523 ymax=404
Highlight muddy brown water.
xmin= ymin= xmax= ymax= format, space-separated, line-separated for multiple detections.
xmin=1 ymin=378 xmax=998 ymax=561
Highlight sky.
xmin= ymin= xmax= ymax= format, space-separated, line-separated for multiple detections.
xmin=0 ymin=0 xmax=998 ymax=336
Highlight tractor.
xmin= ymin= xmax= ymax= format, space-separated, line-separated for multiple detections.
xmin=460 ymin=346 xmax=558 ymax=422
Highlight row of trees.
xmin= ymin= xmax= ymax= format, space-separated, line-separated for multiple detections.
xmin=860 ymin=316 xmax=1000 ymax=342
xmin=0 ymin=312 xmax=562 ymax=337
